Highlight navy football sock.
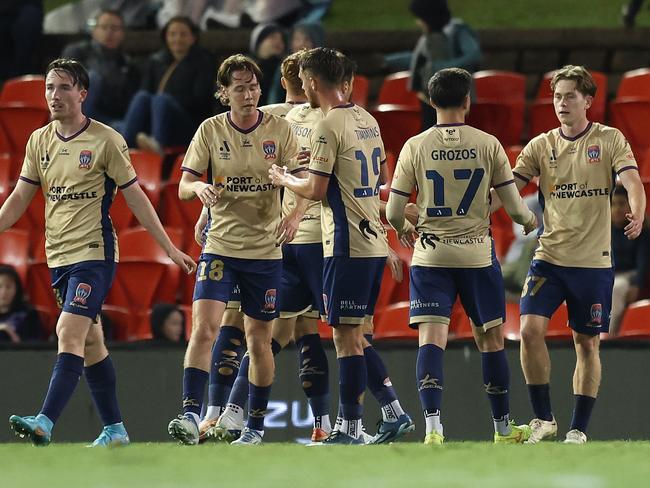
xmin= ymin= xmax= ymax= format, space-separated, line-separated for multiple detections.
xmin=227 ymin=339 xmax=282 ymax=410
xmin=296 ymin=334 xmax=330 ymax=417
xmin=570 ymin=395 xmax=596 ymax=434
xmin=416 ymin=344 xmax=444 ymax=413
xmin=85 ymin=356 xmax=122 ymax=426
xmin=247 ymin=384 xmax=271 ymax=432
xmin=481 ymin=350 xmax=510 ymax=420
xmin=527 ymin=384 xmax=553 ymax=421
xmin=339 ymin=355 xmax=366 ymax=437
xmin=364 ymin=343 xmax=399 ymax=406
xmin=40 ymin=352 xmax=84 ymax=424
xmin=182 ymin=367 xmax=209 ymax=418
xmin=207 ymin=326 xmax=245 ymax=409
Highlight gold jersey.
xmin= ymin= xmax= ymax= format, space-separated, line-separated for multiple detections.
xmin=20 ymin=118 xmax=137 ymax=267
xmin=283 ymin=103 xmax=323 ymax=244
xmin=308 ymin=103 xmax=388 ymax=258
xmin=391 ymin=123 xmax=514 ymax=268
xmin=181 ymin=110 xmax=300 ymax=259
xmin=513 ymin=122 xmax=637 ymax=268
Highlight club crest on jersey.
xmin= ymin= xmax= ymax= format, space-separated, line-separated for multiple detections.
xmin=589 ymin=303 xmax=603 ymax=325
xmin=73 ymin=283 xmax=92 ymax=305
xmin=263 ymin=140 xmax=277 ymax=159
xmin=263 ymin=288 xmax=277 ymax=312
xmin=79 ymin=150 xmax=93 ymax=169
xmin=587 ymin=145 xmax=601 ymax=163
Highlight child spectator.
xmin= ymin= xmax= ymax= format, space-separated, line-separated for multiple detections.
xmin=150 ymin=303 xmax=186 ymax=343
xmin=0 ymin=265 xmax=43 ymax=343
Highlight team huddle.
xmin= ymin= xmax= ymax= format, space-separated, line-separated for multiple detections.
xmin=2 ymin=46 xmax=644 ymax=446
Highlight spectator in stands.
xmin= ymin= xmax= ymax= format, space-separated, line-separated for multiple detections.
xmin=0 ymin=265 xmax=42 ymax=343
xmin=120 ymin=16 xmax=216 ymax=153
xmin=249 ymin=23 xmax=287 ymax=106
xmin=45 ymin=0 xmax=159 ymax=34
xmin=501 ymin=193 xmax=544 ymax=302
xmin=610 ymin=185 xmax=650 ymax=335
xmin=384 ymin=0 xmax=481 ymax=130
xmin=62 ymin=9 xmax=140 ymax=128
xmin=267 ymin=21 xmax=325 ymax=104
xmin=150 ymin=303 xmax=185 ymax=343
xmin=622 ymin=0 xmax=646 ymax=27
xmin=0 ymin=0 xmax=43 ymax=82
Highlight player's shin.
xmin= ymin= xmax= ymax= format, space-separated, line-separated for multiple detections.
xmin=481 ymin=349 xmax=511 ymax=435
xmin=296 ymin=333 xmax=331 ymax=432
xmin=416 ymin=344 xmax=444 ymax=437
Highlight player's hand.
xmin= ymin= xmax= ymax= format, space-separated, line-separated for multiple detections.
xmin=399 ymin=220 xmax=418 ymax=248
xmin=195 ymin=183 xmax=222 ymax=208
xmin=276 ymin=212 xmax=301 ymax=245
xmin=386 ymin=246 xmax=404 ymax=283
xmin=194 ymin=212 xmax=208 ymax=246
xmin=168 ymin=248 xmax=197 ymax=274
xmin=405 ymin=203 xmax=419 ymax=226
xmin=269 ymin=164 xmax=289 ymax=187
xmin=624 ymin=212 xmax=644 ymax=239
xmin=297 ymin=149 xmax=311 ymax=165
xmin=522 ymin=213 xmax=538 ymax=235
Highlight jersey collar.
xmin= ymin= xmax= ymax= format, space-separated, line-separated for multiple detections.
xmin=559 ymin=121 xmax=593 ymax=141
xmin=55 ymin=117 xmax=91 ymax=142
xmin=227 ymin=110 xmax=263 ymax=134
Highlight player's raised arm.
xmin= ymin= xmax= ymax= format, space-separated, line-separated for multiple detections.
xmin=122 ymin=182 xmax=197 ymax=274
xmin=494 ymin=182 xmax=537 ymax=235
xmin=0 ymin=180 xmax=39 ymax=233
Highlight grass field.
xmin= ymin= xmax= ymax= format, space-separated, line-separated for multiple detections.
xmin=2 ymin=441 xmax=650 ymax=487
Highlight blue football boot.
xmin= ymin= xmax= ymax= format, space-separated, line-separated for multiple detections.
xmin=9 ymin=414 xmax=53 ymax=446
xmin=368 ymin=413 xmax=415 ymax=444
xmin=320 ymin=430 xmax=365 ymax=445
xmin=91 ymin=422 xmax=130 ymax=447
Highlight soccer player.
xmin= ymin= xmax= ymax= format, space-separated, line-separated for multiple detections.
xmin=506 ymin=65 xmax=645 ymax=444
xmin=270 ymin=47 xmax=413 ymax=445
xmin=386 ymin=67 xmax=537 ymax=445
xmin=3 ymin=58 xmax=196 ymax=446
xmin=168 ymin=54 xmax=300 ymax=445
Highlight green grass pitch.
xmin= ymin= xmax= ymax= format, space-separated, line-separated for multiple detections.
xmin=2 ymin=441 xmax=650 ymax=487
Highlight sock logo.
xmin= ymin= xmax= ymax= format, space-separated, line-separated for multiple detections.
xmin=182 ymin=398 xmax=199 ymax=408
xmin=484 ymin=382 xmax=508 ymax=395
xmin=249 ymin=408 xmax=267 ymax=418
xmin=418 ymin=374 xmax=443 ymax=391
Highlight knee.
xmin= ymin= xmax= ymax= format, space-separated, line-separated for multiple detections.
xmin=333 ymin=326 xmax=362 ymax=355
xmin=475 ymin=326 xmax=504 ymax=352
xmin=520 ymin=320 xmax=545 ymax=345
xmin=575 ymin=335 xmax=599 ymax=357
xmin=56 ymin=324 xmax=84 ymax=349
xmin=191 ymin=316 xmax=219 ymax=343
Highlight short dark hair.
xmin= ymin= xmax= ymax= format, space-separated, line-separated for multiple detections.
xmin=92 ymin=8 xmax=123 ymax=26
xmin=161 ymin=15 xmax=200 ymax=45
xmin=299 ymin=47 xmax=344 ymax=87
xmin=281 ymin=51 xmax=305 ymax=94
xmin=427 ymin=68 xmax=472 ymax=108
xmin=46 ymin=58 xmax=90 ymax=90
xmin=551 ymin=65 xmax=597 ymax=98
xmin=338 ymin=52 xmax=357 ymax=84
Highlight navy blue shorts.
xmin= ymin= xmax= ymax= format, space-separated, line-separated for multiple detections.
xmin=409 ymin=262 xmax=505 ymax=330
xmin=280 ymin=243 xmax=324 ymax=319
xmin=193 ymin=253 xmax=282 ymax=321
xmin=50 ymin=260 xmax=116 ymax=321
xmin=520 ymin=259 xmax=613 ymax=336
xmin=323 ymin=256 xmax=385 ymax=326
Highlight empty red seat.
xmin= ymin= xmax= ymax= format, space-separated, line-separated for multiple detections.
xmin=0 ymin=229 xmax=29 ymax=283
xmin=377 ymin=71 xmax=419 ymax=108
xmin=616 ymin=299 xmax=650 ymax=339
xmin=614 ymin=68 xmax=650 ymax=98
xmin=0 ymin=76 xmax=47 ymax=108
xmin=609 ymin=69 xmax=650 ymax=155
xmin=468 ymin=71 xmax=525 ymax=146
xmin=0 ymin=106 xmax=50 ymax=176
xmin=351 ymin=74 xmax=370 ymax=108
xmin=129 ymin=150 xmax=163 ymax=209
xmin=373 ymin=301 xmax=416 ymax=340
xmin=371 ymin=104 xmax=421 ymax=158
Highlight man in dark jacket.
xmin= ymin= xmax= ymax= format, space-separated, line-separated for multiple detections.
xmin=62 ymin=9 xmax=139 ymax=127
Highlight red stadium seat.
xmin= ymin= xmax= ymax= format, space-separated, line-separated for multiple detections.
xmin=317 ymin=319 xmax=333 ymax=341
xmin=110 ymin=190 xmax=134 ymax=231
xmin=377 ymin=71 xmax=419 ymax=108
xmin=0 ymin=229 xmax=29 ymax=283
xmin=545 ymin=302 xmax=572 ymax=339
xmin=373 ymin=301 xmax=416 ymax=341
xmin=129 ymin=150 xmax=163 ymax=210
xmin=468 ymin=71 xmax=525 ymax=146
xmin=0 ymin=152 xmax=11 ymax=205
xmin=614 ymin=68 xmax=650 ymax=98
xmin=0 ymin=106 xmax=50 ymax=176
xmin=160 ymin=182 xmax=204 ymax=250
xmin=609 ymin=99 xmax=650 ymax=156
xmin=371 ymin=104 xmax=421 ymax=158
xmin=350 ymin=74 xmax=369 ymax=108
xmin=180 ymin=239 xmax=202 ymax=305
xmin=616 ymin=299 xmax=650 ymax=339
xmin=0 ymin=76 xmax=47 ymax=108
xmin=505 ymin=145 xmax=523 ymax=168
xmin=178 ymin=304 xmax=193 ymax=341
